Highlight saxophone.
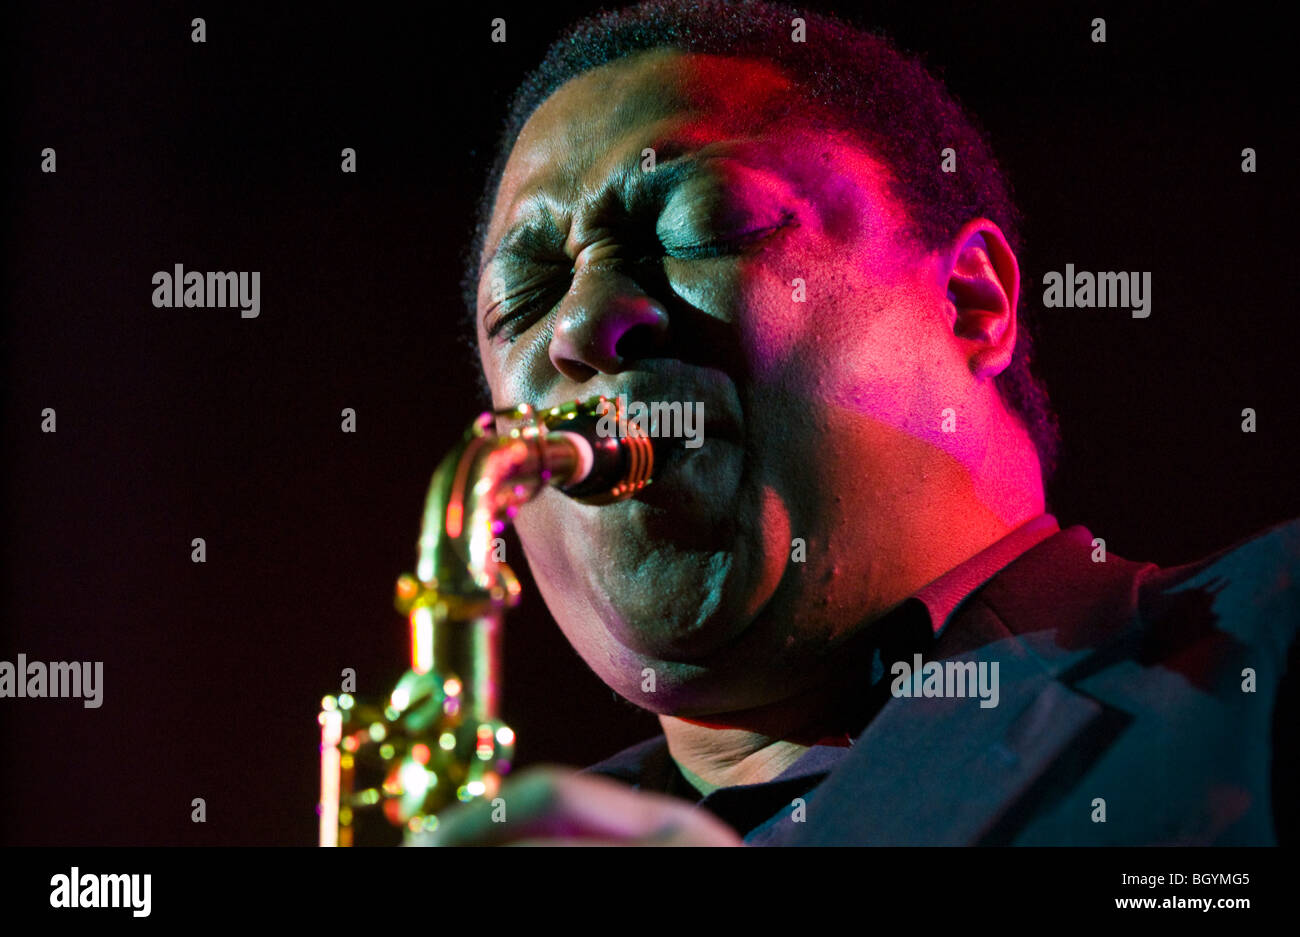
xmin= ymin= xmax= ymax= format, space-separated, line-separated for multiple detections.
xmin=317 ymin=395 xmax=653 ymax=846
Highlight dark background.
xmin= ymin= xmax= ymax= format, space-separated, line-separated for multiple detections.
xmin=3 ymin=0 xmax=1297 ymax=845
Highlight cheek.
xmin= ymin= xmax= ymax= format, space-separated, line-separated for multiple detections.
xmin=479 ymin=327 xmax=554 ymax=407
xmin=741 ymin=484 xmax=793 ymax=621
xmin=511 ymin=495 xmax=578 ymax=593
xmin=740 ymin=232 xmax=917 ymax=387
xmin=832 ymin=279 xmax=948 ymax=431
xmin=475 ymin=332 xmax=505 ymax=403
xmin=666 ymin=251 xmax=820 ymax=379
xmin=785 ymin=245 xmax=942 ymax=417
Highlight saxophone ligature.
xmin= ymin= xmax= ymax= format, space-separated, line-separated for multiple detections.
xmin=317 ymin=395 xmax=653 ymax=846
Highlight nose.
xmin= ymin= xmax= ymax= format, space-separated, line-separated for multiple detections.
xmin=548 ymin=269 xmax=670 ymax=381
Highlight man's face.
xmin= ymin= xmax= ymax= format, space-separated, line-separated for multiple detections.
xmin=475 ymin=50 xmax=999 ymax=716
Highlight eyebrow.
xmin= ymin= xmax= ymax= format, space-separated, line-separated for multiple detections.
xmin=482 ymin=210 xmax=568 ymax=271
xmin=480 ymin=149 xmax=727 ymax=274
xmin=623 ymin=157 xmax=707 ymax=210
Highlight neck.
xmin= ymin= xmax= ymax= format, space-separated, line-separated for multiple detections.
xmin=661 ymin=718 xmax=824 ymax=795
xmin=659 ymin=670 xmax=864 ymax=793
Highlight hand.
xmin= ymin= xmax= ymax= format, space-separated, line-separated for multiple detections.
xmin=419 ymin=766 xmax=745 ymax=846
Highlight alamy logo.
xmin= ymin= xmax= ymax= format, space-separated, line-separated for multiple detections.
xmin=50 ymin=867 xmax=151 ymax=917
xmin=595 ymin=394 xmax=704 ymax=448
xmin=1041 ymin=265 xmax=1151 ymax=318
xmin=890 ymin=653 xmax=1000 ymax=708
xmin=0 ymin=654 xmax=103 ymax=708
xmin=151 ymin=264 xmax=260 ymax=318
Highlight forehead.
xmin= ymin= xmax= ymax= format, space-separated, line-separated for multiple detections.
xmin=518 ymin=49 xmax=796 ymax=164
xmin=486 ymin=53 xmax=800 ymax=236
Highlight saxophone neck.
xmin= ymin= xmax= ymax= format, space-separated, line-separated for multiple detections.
xmin=412 ymin=415 xmax=559 ymax=598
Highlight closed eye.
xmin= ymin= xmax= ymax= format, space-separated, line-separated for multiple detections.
xmin=484 ymin=275 xmax=570 ymax=340
xmin=664 ymin=213 xmax=797 ymax=260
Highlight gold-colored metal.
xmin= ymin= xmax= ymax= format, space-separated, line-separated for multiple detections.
xmin=317 ymin=395 xmax=651 ymax=845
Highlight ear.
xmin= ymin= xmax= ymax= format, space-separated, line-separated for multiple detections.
xmin=944 ymin=219 xmax=1020 ymax=381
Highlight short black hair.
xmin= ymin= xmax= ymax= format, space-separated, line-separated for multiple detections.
xmin=461 ymin=0 xmax=1059 ymax=479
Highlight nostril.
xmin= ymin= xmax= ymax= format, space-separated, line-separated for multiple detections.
xmin=614 ymin=320 xmax=665 ymax=361
xmin=556 ymin=358 xmax=598 ymax=383
xmin=614 ymin=304 xmax=670 ymax=359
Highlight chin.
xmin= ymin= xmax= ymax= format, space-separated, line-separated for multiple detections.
xmin=578 ymin=526 xmax=779 ymax=664
xmin=591 ymin=575 xmax=844 ymax=720
xmin=595 ymin=652 xmax=803 ymax=719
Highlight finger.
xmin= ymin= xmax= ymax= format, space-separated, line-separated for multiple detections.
xmin=424 ymin=766 xmax=740 ymax=846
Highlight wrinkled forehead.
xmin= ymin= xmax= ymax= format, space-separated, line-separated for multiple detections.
xmin=485 ymin=51 xmax=803 ymax=237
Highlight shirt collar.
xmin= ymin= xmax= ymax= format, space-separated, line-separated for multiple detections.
xmin=767 ymin=512 xmax=1061 ymax=784
xmin=914 ymin=513 xmax=1060 ymax=640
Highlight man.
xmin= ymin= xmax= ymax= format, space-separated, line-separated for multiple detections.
xmin=429 ymin=0 xmax=1298 ymax=845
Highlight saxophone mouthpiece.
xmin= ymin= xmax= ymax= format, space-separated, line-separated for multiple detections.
xmin=541 ymin=397 xmax=656 ymax=505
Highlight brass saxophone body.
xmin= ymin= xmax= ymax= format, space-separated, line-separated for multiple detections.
xmin=318 ymin=396 xmax=652 ymax=846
